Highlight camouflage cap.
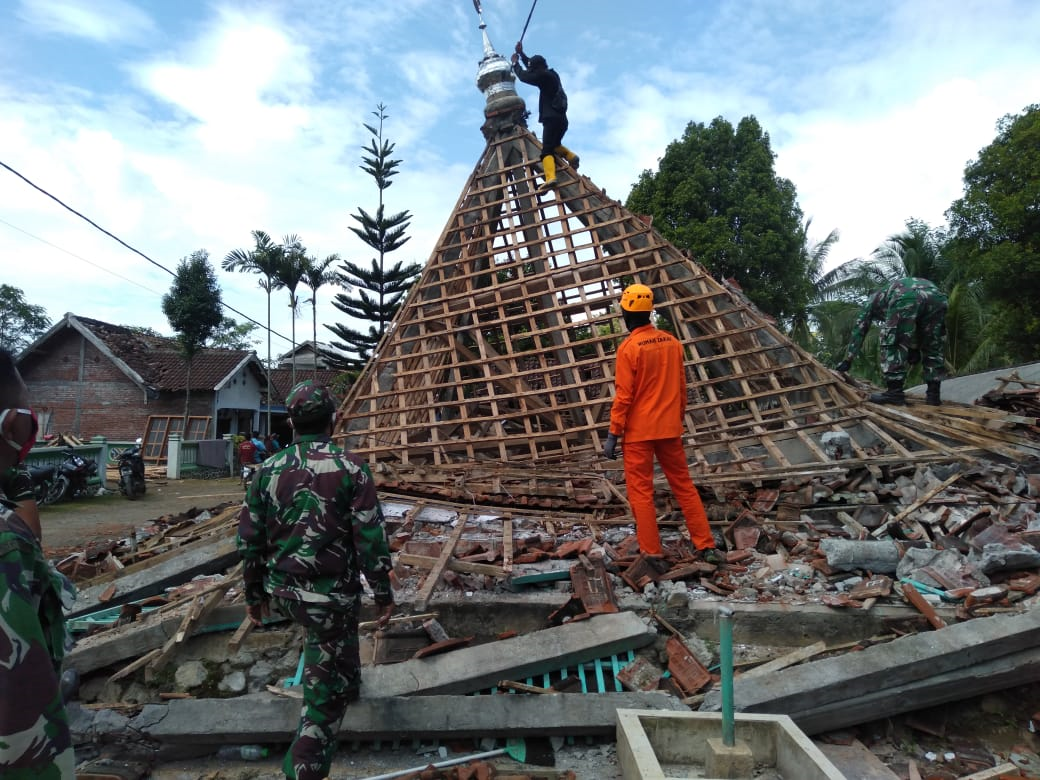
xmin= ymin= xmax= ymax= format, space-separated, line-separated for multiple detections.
xmin=285 ymin=380 xmax=335 ymax=422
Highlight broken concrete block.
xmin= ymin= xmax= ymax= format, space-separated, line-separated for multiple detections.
xmin=174 ymin=660 xmax=208 ymax=690
xmin=897 ymin=547 xmax=989 ymax=590
xmin=976 ymin=542 xmax=1040 ymax=574
xmin=819 ymin=539 xmax=900 ymax=574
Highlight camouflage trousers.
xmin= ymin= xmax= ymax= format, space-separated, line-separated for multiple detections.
xmin=879 ymin=287 xmax=948 ymax=383
xmin=0 ymin=524 xmax=75 ymax=779
xmin=274 ymin=596 xmax=361 ymax=780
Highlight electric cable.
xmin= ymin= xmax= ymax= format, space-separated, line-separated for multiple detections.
xmin=0 ymin=158 xmax=295 ymax=344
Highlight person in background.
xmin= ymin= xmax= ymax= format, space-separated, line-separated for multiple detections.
xmin=269 ymin=432 xmax=282 ymax=453
xmin=0 ymin=347 xmax=75 ymax=778
xmin=238 ymin=380 xmax=395 ymax=780
xmin=603 ymin=285 xmax=722 ymax=566
xmin=250 ymin=430 xmax=267 ymax=462
xmin=511 ymin=42 xmax=579 ymax=191
xmin=836 ymin=276 xmax=948 ymax=405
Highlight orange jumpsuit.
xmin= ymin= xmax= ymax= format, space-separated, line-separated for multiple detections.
xmin=609 ymin=324 xmax=714 ymax=555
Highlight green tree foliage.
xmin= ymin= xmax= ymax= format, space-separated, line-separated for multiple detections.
xmin=947 ymin=104 xmax=1040 ymax=362
xmin=301 ymin=254 xmax=341 ymax=378
xmin=625 ymin=116 xmax=810 ymax=321
xmin=0 ymin=284 xmax=50 ymax=354
xmin=273 ymin=234 xmax=308 ymax=385
xmin=162 ymin=251 xmax=223 ymax=422
xmin=209 ymin=317 xmax=259 ymax=351
xmin=327 ymin=104 xmax=421 ymax=369
xmin=223 ymin=229 xmax=285 ymax=433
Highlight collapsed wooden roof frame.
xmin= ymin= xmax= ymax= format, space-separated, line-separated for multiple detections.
xmin=334 ymin=67 xmax=1023 ymax=506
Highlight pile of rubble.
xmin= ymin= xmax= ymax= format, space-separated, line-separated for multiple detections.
xmin=52 ymin=451 xmax=1040 ymax=778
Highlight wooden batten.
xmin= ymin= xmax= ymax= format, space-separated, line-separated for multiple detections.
xmin=333 ymin=125 xmax=1028 ymax=505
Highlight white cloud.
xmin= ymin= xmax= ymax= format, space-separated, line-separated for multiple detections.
xmin=2 ymin=0 xmax=1039 ymax=349
xmin=16 ymin=0 xmax=155 ymax=43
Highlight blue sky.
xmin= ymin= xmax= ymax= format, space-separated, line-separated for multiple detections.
xmin=2 ymin=0 xmax=1039 ymax=358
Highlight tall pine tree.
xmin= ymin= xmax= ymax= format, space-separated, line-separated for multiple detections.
xmin=327 ymin=104 xmax=421 ymax=370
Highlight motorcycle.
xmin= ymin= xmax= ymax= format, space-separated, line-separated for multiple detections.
xmin=117 ymin=439 xmax=146 ymax=500
xmin=47 ymin=448 xmax=99 ymax=504
xmin=28 ymin=463 xmax=67 ymax=506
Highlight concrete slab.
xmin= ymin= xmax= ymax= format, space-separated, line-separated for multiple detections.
xmin=790 ymin=646 xmax=1040 ymax=735
xmin=817 ymin=740 xmax=900 ymax=779
xmin=700 ymin=608 xmax=1040 ymax=718
xmin=68 ymin=533 xmax=240 ymax=618
xmin=129 ymin=691 xmax=687 ymax=746
xmin=362 ymin=610 xmax=656 ymax=696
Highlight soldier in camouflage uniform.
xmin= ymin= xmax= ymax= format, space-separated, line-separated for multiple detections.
xmin=836 ymin=277 xmax=948 ymax=405
xmin=1 ymin=463 xmax=41 ymax=539
xmin=238 ymin=380 xmax=395 ymax=780
xmin=0 ymin=348 xmax=75 ymax=779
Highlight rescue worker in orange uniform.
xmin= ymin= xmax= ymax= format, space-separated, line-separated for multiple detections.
xmin=604 ymin=284 xmax=721 ymax=564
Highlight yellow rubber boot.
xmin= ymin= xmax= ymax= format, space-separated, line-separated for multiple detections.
xmin=556 ymin=145 xmax=579 ymax=170
xmin=538 ymin=154 xmax=557 ymax=191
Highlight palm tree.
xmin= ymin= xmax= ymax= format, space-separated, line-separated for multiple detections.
xmin=223 ymin=230 xmax=284 ymax=434
xmin=274 ymin=234 xmax=309 ymax=387
xmin=788 ymin=220 xmax=842 ymax=350
xmin=302 ymin=254 xmax=342 ymax=379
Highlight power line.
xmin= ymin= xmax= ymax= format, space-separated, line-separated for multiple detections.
xmin=0 ymin=216 xmax=164 ymax=297
xmin=0 ymin=158 xmax=295 ymax=345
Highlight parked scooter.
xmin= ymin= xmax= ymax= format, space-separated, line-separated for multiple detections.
xmin=28 ymin=463 xmax=67 ymax=506
xmin=46 ymin=447 xmax=99 ymax=504
xmin=117 ymin=438 xmax=146 ymax=500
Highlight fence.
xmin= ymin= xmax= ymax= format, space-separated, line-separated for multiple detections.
xmin=24 ymin=438 xmax=109 ymax=489
xmin=23 ymin=436 xmax=234 ymax=487
xmin=165 ymin=435 xmax=234 ymax=480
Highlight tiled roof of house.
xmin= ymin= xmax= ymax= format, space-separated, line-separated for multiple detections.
xmin=74 ymin=316 xmax=256 ymax=392
xmin=266 ymin=367 xmax=345 ymax=405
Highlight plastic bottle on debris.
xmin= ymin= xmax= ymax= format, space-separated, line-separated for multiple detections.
xmin=216 ymin=745 xmax=269 ymax=761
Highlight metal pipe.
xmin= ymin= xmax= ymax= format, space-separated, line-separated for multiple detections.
xmin=359 ymin=747 xmax=508 ymax=780
xmin=719 ymin=605 xmax=735 ymax=747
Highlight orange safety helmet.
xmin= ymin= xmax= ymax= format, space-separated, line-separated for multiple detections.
xmin=620 ymin=283 xmax=654 ymax=312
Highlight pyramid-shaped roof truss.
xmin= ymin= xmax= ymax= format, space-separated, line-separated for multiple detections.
xmin=334 ymin=123 xmax=1007 ymax=507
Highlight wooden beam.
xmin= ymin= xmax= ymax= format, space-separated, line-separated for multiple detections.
xmin=413 ymin=515 xmax=470 ymax=611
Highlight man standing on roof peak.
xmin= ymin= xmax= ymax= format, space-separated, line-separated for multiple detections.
xmin=511 ymin=42 xmax=579 ymax=192
xmin=603 ymin=285 xmax=722 ymax=566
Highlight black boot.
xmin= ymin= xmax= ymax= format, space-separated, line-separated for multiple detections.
xmin=869 ymin=379 xmax=906 ymax=405
xmin=926 ymin=380 xmax=941 ymax=406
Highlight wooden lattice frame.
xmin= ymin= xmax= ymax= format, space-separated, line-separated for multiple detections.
xmin=334 ymin=124 xmax=997 ymax=498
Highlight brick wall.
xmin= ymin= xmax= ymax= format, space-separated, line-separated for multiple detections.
xmin=20 ymin=329 xmax=215 ymax=441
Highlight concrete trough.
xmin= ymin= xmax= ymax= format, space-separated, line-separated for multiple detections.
xmin=616 ymin=709 xmax=844 ymax=780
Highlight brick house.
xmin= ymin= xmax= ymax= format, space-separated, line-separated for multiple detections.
xmin=18 ymin=313 xmax=268 ymax=445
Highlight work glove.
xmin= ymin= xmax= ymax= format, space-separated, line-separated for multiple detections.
xmin=834 ymin=359 xmax=851 ymax=373
xmin=603 ymin=433 xmax=619 ymax=460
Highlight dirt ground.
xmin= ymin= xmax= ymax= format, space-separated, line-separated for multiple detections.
xmin=40 ymin=475 xmax=245 ymax=555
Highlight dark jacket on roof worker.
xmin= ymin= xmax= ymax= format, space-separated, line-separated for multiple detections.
xmin=604 ymin=284 xmax=721 ymax=564
xmin=510 ymin=42 xmax=579 ymax=192
xmin=835 ymin=276 xmax=947 ymax=406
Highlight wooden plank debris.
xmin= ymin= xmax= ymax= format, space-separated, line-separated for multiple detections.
xmin=413 ymin=514 xmax=470 ymax=611
xmin=740 ymin=640 xmax=829 ymax=679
